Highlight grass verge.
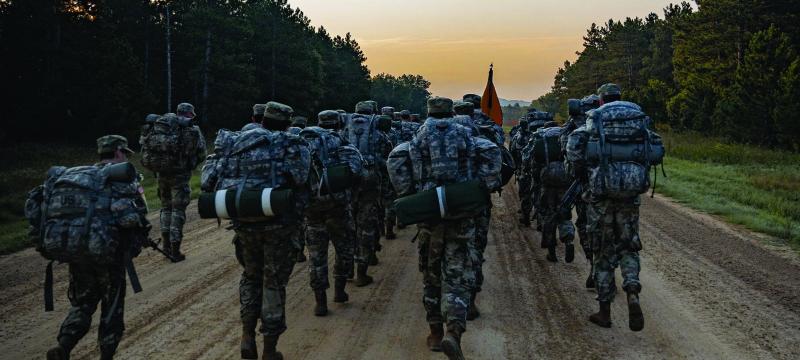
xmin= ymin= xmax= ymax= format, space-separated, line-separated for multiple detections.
xmin=656 ymin=132 xmax=799 ymax=246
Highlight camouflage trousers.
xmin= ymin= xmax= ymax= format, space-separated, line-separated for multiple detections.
xmin=57 ymin=260 xmax=126 ymax=355
xmin=157 ymin=172 xmax=191 ymax=244
xmin=539 ymin=185 xmax=576 ymax=246
xmin=517 ymin=175 xmax=533 ymax=218
xmin=355 ymin=191 xmax=380 ymax=265
xmin=236 ymin=226 xmax=300 ymax=336
xmin=472 ymin=209 xmax=491 ymax=293
xmin=417 ymin=219 xmax=476 ymax=331
xmin=587 ymin=199 xmax=642 ymax=303
xmin=575 ymin=198 xmax=589 ymax=257
xmin=306 ymin=208 xmax=355 ymax=290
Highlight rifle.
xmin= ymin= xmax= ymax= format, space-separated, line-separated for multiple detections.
xmin=558 ymin=180 xmax=583 ymax=215
xmin=144 ymin=237 xmax=177 ymax=262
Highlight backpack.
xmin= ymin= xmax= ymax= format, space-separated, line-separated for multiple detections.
xmin=140 ymin=114 xmax=201 ymax=174
xmin=201 ymin=128 xmax=310 ymax=223
xmin=24 ymin=162 xmax=143 ymax=265
xmin=409 ymin=119 xmax=475 ymax=191
xmin=584 ymin=101 xmax=665 ymax=199
xmin=344 ymin=114 xmax=386 ymax=189
xmin=299 ymin=127 xmax=363 ymax=208
xmin=528 ymin=127 xmax=571 ymax=187
xmin=399 ymin=121 xmax=421 ymax=142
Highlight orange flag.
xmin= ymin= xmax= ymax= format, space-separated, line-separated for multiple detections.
xmin=481 ymin=63 xmax=503 ymax=126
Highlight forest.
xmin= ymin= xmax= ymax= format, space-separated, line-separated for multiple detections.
xmin=0 ymin=0 xmax=430 ymax=144
xmin=534 ymin=0 xmax=800 ymax=150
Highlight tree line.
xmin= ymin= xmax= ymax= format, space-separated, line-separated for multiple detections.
xmin=535 ymin=1 xmax=800 ymax=150
xmin=0 ymin=0 xmax=430 ymax=145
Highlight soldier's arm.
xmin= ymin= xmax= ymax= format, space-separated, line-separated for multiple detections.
xmin=195 ymin=128 xmax=208 ymax=165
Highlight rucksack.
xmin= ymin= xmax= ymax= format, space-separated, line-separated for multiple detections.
xmin=140 ymin=114 xmax=201 ymax=174
xmin=299 ymin=127 xmax=363 ymax=208
xmin=344 ymin=114 xmax=387 ymax=189
xmin=201 ymin=128 xmax=310 ymax=223
xmin=584 ymin=101 xmax=665 ymax=199
xmin=409 ymin=119 xmax=475 ymax=190
xmin=531 ymin=127 xmax=564 ymax=164
xmin=25 ymin=162 xmax=144 ymax=265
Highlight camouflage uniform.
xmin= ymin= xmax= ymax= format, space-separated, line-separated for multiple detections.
xmin=389 ymin=98 xmax=501 ymax=353
xmin=510 ymin=123 xmax=534 ymax=222
xmin=52 ymin=135 xmax=149 ymax=359
xmin=157 ymin=103 xmax=207 ymax=253
xmin=203 ymin=102 xmax=310 ymax=356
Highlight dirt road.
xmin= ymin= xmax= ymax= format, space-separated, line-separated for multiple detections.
xmin=1 ymin=184 xmax=799 ymax=359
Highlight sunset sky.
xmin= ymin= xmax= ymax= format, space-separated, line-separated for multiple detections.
xmin=290 ymin=0 xmax=679 ymax=101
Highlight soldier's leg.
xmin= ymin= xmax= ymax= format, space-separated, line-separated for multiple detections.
xmin=385 ymin=201 xmax=397 ymax=239
xmin=306 ymin=221 xmax=331 ymax=291
xmin=420 ymin=224 xmax=444 ymax=325
xmin=260 ymin=228 xmax=298 ymax=336
xmin=237 ymin=233 xmax=264 ymax=328
xmin=296 ymin=221 xmax=307 ymax=263
xmin=356 ymin=195 xmax=379 ymax=284
xmin=97 ymin=262 xmax=126 ymax=357
xmin=518 ymin=177 xmax=532 ymax=225
xmin=440 ymin=219 xmax=475 ymax=359
xmin=56 ymin=264 xmax=102 ymax=353
xmin=473 ymin=210 xmax=489 ymax=293
xmin=618 ymin=203 xmax=644 ymax=331
xmin=541 ymin=188 xmax=558 ymax=260
xmin=330 ymin=215 xmax=354 ymax=303
xmin=169 ymin=174 xmax=191 ymax=258
xmin=157 ymin=177 xmax=173 ymax=243
xmin=588 ymin=201 xmax=616 ymax=327
xmin=576 ymin=200 xmax=590 ymax=258
xmin=556 ymin=186 xmax=576 ymax=263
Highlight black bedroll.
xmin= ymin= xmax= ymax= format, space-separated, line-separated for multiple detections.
xmin=394 ymin=180 xmax=490 ymax=226
xmin=198 ymin=188 xmax=294 ymax=219
xmin=310 ymin=164 xmax=354 ymax=196
xmin=585 ymin=140 xmax=664 ymax=165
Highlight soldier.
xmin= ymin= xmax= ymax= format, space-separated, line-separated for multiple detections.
xmin=561 ymin=95 xmax=600 ymax=286
xmin=141 ymin=103 xmax=206 ymax=262
xmin=343 ymin=101 xmax=392 ymax=286
xmin=301 ymin=111 xmax=364 ymax=316
xmin=410 ymin=113 xmax=421 ymax=123
xmin=389 ymin=97 xmax=501 ymax=359
xmin=291 ymin=115 xmax=308 ymax=129
xmin=377 ymin=113 xmax=400 ymax=240
xmin=510 ymin=111 xmax=537 ymax=226
xmin=527 ymin=121 xmax=575 ymax=262
xmin=462 ymin=94 xmax=505 ymax=145
xmin=567 ymin=84 xmax=663 ymax=332
xmin=202 ymin=101 xmax=311 ymax=359
xmin=43 ymin=135 xmax=150 ymax=360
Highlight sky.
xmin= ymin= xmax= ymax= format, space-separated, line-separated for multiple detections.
xmin=289 ymin=0 xmax=679 ymax=101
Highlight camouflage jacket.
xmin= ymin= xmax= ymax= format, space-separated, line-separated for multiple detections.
xmin=471 ymin=110 xmax=505 ymax=145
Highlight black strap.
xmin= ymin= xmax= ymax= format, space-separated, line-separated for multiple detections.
xmin=125 ymin=252 xmax=143 ymax=293
xmin=44 ymin=260 xmax=54 ymax=312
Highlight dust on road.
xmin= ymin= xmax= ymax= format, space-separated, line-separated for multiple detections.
xmin=1 ymin=183 xmax=798 ymax=359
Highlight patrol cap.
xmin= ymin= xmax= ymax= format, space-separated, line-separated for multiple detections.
xmin=453 ymin=100 xmax=474 ymax=115
xmin=597 ymin=83 xmax=622 ymax=97
xmin=291 ymin=116 xmax=308 ymax=128
xmin=318 ymin=110 xmax=340 ymax=123
xmin=145 ymin=114 xmax=160 ymax=123
xmin=365 ymin=100 xmax=379 ymax=113
xmin=427 ymin=97 xmax=454 ymax=115
xmin=176 ymin=102 xmax=196 ymax=118
xmin=97 ymin=135 xmax=134 ymax=155
xmin=581 ymin=94 xmax=601 ymax=110
xmin=252 ymin=103 xmax=267 ymax=116
xmin=263 ymin=101 xmax=293 ymax=122
xmin=381 ymin=106 xmax=395 ymax=116
xmin=355 ymin=101 xmax=374 ymax=114
xmin=462 ymin=94 xmax=481 ymax=107
xmin=400 ymin=110 xmax=411 ymax=118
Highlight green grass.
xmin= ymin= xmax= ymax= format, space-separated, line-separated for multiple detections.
xmin=0 ymin=143 xmax=202 ymax=254
xmin=656 ymin=132 xmax=800 ymax=245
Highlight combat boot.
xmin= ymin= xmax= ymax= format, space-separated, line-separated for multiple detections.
xmin=46 ymin=345 xmax=69 ymax=360
xmin=546 ymin=243 xmax=558 ymax=262
xmin=262 ymin=335 xmax=283 ymax=360
xmin=565 ymin=243 xmax=575 ymax=263
xmin=441 ymin=325 xmax=465 ymax=360
xmin=161 ymin=232 xmax=171 ymax=257
xmin=385 ymin=224 xmax=396 ymax=240
xmin=466 ymin=291 xmax=480 ymax=321
xmin=333 ymin=278 xmax=349 ymax=303
xmin=589 ymin=301 xmax=612 ymax=328
xmin=585 ymin=272 xmax=595 ymax=289
xmin=627 ymin=292 xmax=644 ymax=332
xmin=314 ymin=290 xmax=328 ymax=316
xmin=354 ymin=264 xmax=373 ymax=287
xmin=241 ymin=319 xmax=258 ymax=359
xmin=368 ymin=252 xmax=379 ymax=266
xmin=170 ymin=241 xmax=186 ymax=262
xmin=426 ymin=323 xmax=444 ymax=352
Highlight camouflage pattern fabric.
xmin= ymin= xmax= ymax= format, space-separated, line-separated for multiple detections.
xmin=587 ymin=199 xmax=642 ymax=302
xmin=472 ymin=210 xmax=490 ymax=292
xmin=58 ymin=260 xmax=126 ymax=355
xmin=470 ymin=110 xmax=505 ymax=146
xmin=237 ymin=226 xmax=300 ymax=336
xmin=354 ymin=192 xmax=381 ymax=265
xmin=417 ymin=219 xmax=476 ymax=331
xmin=306 ymin=206 xmax=355 ymax=290
xmin=157 ymin=172 xmax=191 ymax=244
xmin=539 ymin=184 xmax=576 ymax=246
